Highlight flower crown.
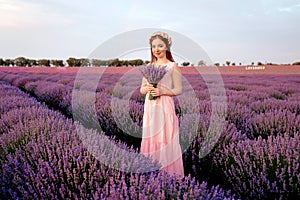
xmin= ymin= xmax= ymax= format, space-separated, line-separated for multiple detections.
xmin=149 ymin=31 xmax=172 ymax=47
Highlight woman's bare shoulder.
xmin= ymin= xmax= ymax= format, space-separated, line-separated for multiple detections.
xmin=171 ymin=62 xmax=180 ymax=71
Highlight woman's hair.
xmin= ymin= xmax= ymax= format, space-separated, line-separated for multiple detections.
xmin=148 ymin=32 xmax=175 ymax=63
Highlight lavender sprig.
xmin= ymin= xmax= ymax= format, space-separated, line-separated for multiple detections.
xmin=140 ymin=64 xmax=167 ymax=100
xmin=140 ymin=64 xmax=167 ymax=85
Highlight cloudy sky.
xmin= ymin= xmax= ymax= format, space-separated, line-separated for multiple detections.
xmin=0 ymin=0 xmax=299 ymax=65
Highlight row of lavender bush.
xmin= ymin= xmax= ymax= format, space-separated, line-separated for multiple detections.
xmin=1 ymin=70 xmax=299 ymax=141
xmin=0 ymin=81 xmax=236 ymax=199
xmin=0 ymin=68 xmax=299 ymax=199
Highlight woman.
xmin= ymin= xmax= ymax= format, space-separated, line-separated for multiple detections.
xmin=140 ymin=31 xmax=184 ymax=177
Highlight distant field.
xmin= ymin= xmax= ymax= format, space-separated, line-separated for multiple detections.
xmin=1 ymin=65 xmax=299 ymax=75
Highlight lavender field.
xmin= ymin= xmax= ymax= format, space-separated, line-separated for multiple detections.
xmin=0 ymin=66 xmax=299 ymax=199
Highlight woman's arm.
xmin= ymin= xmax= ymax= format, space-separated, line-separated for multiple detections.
xmin=159 ymin=63 xmax=182 ymax=96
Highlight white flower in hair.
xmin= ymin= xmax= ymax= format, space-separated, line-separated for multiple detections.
xmin=149 ymin=31 xmax=172 ymax=47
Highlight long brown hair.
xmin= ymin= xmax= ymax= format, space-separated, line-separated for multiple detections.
xmin=149 ymin=34 xmax=175 ymax=64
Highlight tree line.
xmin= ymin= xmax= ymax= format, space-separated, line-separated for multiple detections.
xmin=0 ymin=57 xmax=146 ymax=67
xmin=0 ymin=57 xmax=299 ymax=67
xmin=214 ymin=61 xmax=300 ymax=66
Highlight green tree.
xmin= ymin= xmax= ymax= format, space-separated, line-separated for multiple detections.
xmin=91 ymin=59 xmax=110 ymax=66
xmin=79 ymin=58 xmax=90 ymax=66
xmin=28 ymin=59 xmax=38 ymax=67
xmin=128 ymin=59 xmax=135 ymax=66
xmin=182 ymin=61 xmax=190 ymax=66
xmin=108 ymin=58 xmax=119 ymax=66
xmin=127 ymin=59 xmax=143 ymax=66
xmin=38 ymin=59 xmax=50 ymax=66
xmin=91 ymin=59 xmax=102 ymax=66
xmin=51 ymin=59 xmax=65 ymax=67
xmin=4 ymin=59 xmax=13 ymax=66
xmin=292 ymin=61 xmax=300 ymax=65
xmin=122 ymin=60 xmax=129 ymax=66
xmin=0 ymin=58 xmax=4 ymax=66
xmin=66 ymin=57 xmax=81 ymax=67
xmin=198 ymin=60 xmax=206 ymax=66
xmin=14 ymin=57 xmax=28 ymax=66
xmin=136 ymin=59 xmax=144 ymax=66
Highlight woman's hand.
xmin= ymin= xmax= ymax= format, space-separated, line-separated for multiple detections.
xmin=140 ymin=82 xmax=161 ymax=97
xmin=140 ymin=81 xmax=155 ymax=95
xmin=146 ymin=83 xmax=155 ymax=93
xmin=150 ymin=87 xmax=160 ymax=97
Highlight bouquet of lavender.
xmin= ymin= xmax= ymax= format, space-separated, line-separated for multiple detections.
xmin=140 ymin=64 xmax=167 ymax=100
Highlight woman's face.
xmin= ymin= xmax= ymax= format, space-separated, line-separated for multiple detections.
xmin=151 ymin=38 xmax=167 ymax=60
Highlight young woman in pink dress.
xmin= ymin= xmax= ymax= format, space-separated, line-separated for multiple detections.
xmin=140 ymin=31 xmax=184 ymax=177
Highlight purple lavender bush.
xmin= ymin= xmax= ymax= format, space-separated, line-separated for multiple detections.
xmin=0 ymin=73 xmax=20 ymax=84
xmin=245 ymin=109 xmax=300 ymax=139
xmin=12 ymin=76 xmax=39 ymax=90
xmin=0 ymin=83 xmax=38 ymax=116
xmin=1 ymin=69 xmax=299 ymax=199
xmin=0 ymin=82 xmax=236 ymax=199
xmin=213 ymin=132 xmax=300 ymax=199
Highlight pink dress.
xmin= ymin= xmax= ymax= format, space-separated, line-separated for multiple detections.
xmin=140 ymin=62 xmax=184 ymax=177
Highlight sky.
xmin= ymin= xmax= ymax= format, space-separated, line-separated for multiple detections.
xmin=0 ymin=0 xmax=300 ymax=65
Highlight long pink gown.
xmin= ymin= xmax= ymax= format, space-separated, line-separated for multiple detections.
xmin=140 ymin=62 xmax=184 ymax=177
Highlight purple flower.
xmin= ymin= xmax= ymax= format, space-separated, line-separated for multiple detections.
xmin=140 ymin=64 xmax=167 ymax=85
xmin=140 ymin=64 xmax=167 ymax=100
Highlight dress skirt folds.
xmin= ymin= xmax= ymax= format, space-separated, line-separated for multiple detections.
xmin=140 ymin=62 xmax=184 ymax=177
